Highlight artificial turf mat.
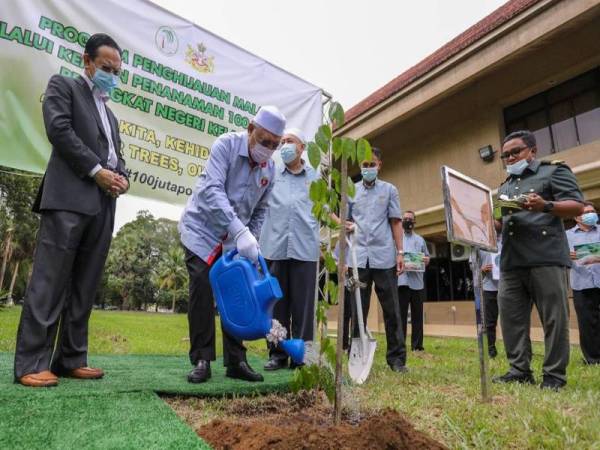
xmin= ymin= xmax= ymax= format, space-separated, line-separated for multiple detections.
xmin=0 ymin=392 xmax=209 ymax=449
xmin=0 ymin=353 xmax=293 ymax=449
xmin=0 ymin=353 xmax=292 ymax=399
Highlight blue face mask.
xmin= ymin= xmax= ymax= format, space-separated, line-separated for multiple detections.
xmin=280 ymin=143 xmax=297 ymax=164
xmin=361 ymin=167 xmax=378 ymax=183
xmin=92 ymin=66 xmax=119 ymax=94
xmin=582 ymin=212 xmax=598 ymax=226
xmin=506 ymin=158 xmax=529 ymax=176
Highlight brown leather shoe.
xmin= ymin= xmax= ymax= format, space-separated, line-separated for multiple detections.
xmin=66 ymin=367 xmax=105 ymax=379
xmin=19 ymin=370 xmax=58 ymax=387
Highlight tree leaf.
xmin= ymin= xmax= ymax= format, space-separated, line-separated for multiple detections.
xmin=356 ymin=138 xmax=372 ymax=163
xmin=319 ymin=124 xmax=332 ymax=141
xmin=328 ymin=102 xmax=345 ymax=127
xmin=309 ymin=180 xmax=320 ymax=202
xmin=327 ymin=281 xmax=338 ymax=306
xmin=311 ymin=202 xmax=323 ymax=220
xmin=309 ymin=179 xmax=327 ymax=203
xmin=347 ymin=177 xmax=356 ymax=198
xmin=307 ymin=142 xmax=321 ymax=169
xmin=331 ymin=168 xmax=341 ymax=184
xmin=315 ymin=128 xmax=330 ymax=152
xmin=342 ymin=137 xmax=356 ymax=163
xmin=324 ymin=252 xmax=337 ymax=273
xmin=332 ymin=137 xmax=343 ymax=161
xmin=327 ymin=191 xmax=339 ymax=214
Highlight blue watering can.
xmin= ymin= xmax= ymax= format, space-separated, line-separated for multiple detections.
xmin=209 ymin=249 xmax=305 ymax=364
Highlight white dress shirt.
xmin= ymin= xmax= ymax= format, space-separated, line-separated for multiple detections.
xmin=82 ymin=72 xmax=117 ymax=177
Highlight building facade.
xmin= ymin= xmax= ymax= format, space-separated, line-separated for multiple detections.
xmin=334 ymin=0 xmax=600 ymax=331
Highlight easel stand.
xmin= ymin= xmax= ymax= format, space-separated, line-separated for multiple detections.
xmin=471 ymin=247 xmax=491 ymax=402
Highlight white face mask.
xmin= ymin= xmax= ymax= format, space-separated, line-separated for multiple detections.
xmin=250 ymin=142 xmax=274 ymax=164
xmin=506 ymin=158 xmax=529 ymax=176
xmin=280 ymin=143 xmax=298 ymax=164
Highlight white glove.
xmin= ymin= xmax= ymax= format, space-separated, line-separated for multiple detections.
xmin=235 ymin=227 xmax=259 ymax=262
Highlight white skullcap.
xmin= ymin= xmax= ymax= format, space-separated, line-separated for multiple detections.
xmin=283 ymin=127 xmax=306 ymax=144
xmin=253 ymin=105 xmax=286 ymax=137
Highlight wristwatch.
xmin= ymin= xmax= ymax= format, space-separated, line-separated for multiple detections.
xmin=397 ymin=250 xmax=404 ymax=256
xmin=542 ymin=201 xmax=555 ymax=213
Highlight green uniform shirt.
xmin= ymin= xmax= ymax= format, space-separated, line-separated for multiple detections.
xmin=498 ymin=159 xmax=583 ymax=271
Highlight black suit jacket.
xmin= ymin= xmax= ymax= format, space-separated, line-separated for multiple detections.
xmin=34 ymin=74 xmax=128 ymax=215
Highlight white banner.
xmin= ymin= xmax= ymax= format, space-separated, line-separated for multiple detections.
xmin=0 ymin=0 xmax=323 ymax=203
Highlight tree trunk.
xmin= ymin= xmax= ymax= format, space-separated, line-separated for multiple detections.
xmin=171 ymin=292 xmax=176 ymax=313
xmin=334 ymin=154 xmax=349 ymax=426
xmin=7 ymin=260 xmax=19 ymax=307
xmin=0 ymin=230 xmax=13 ymax=292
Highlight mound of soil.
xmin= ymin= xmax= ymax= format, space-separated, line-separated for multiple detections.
xmin=186 ymin=392 xmax=446 ymax=450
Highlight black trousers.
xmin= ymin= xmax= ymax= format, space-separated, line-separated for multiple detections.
xmin=184 ymin=247 xmax=246 ymax=367
xmin=573 ymin=288 xmax=600 ymax=364
xmin=483 ymin=290 xmax=499 ymax=349
xmin=397 ymin=286 xmax=425 ymax=350
xmin=14 ymin=198 xmax=114 ymax=379
xmin=342 ymin=266 xmax=406 ymax=366
xmin=266 ymin=259 xmax=317 ymax=361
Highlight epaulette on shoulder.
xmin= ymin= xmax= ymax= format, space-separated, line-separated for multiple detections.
xmin=540 ymin=159 xmax=566 ymax=166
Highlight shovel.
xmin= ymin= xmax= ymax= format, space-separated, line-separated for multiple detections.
xmin=346 ymin=233 xmax=377 ymax=384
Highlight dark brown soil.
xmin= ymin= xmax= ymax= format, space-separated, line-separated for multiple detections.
xmin=167 ymin=391 xmax=446 ymax=450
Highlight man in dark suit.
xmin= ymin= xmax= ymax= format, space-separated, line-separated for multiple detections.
xmin=13 ymin=33 xmax=129 ymax=387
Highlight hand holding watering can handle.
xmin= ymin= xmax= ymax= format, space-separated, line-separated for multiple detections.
xmin=225 ymin=249 xmax=270 ymax=278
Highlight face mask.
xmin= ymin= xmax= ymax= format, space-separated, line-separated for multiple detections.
xmin=250 ymin=141 xmax=274 ymax=164
xmin=361 ymin=167 xmax=378 ymax=183
xmin=280 ymin=143 xmax=297 ymax=164
xmin=91 ymin=65 xmax=119 ymax=94
xmin=581 ymin=212 xmax=598 ymax=226
xmin=402 ymin=220 xmax=414 ymax=231
xmin=506 ymin=158 xmax=529 ymax=176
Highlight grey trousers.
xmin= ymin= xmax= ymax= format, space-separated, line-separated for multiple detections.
xmin=498 ymin=266 xmax=570 ymax=382
xmin=14 ymin=200 xmax=114 ymax=379
xmin=266 ymin=259 xmax=317 ymax=361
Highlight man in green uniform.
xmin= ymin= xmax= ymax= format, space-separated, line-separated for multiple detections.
xmin=494 ymin=130 xmax=584 ymax=390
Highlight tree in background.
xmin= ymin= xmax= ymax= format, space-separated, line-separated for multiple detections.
xmin=0 ymin=167 xmax=41 ymax=305
xmin=102 ymin=211 xmax=188 ymax=311
xmin=0 ymin=167 xmax=188 ymax=311
xmin=154 ymin=246 xmax=188 ymax=312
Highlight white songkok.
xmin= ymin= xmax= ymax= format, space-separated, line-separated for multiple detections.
xmin=253 ymin=105 xmax=286 ymax=137
xmin=283 ymin=127 xmax=306 ymax=144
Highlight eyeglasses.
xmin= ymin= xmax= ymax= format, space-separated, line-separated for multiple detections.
xmin=94 ymin=61 xmax=121 ymax=77
xmin=500 ymin=146 xmax=529 ymax=160
xmin=257 ymin=137 xmax=280 ymax=150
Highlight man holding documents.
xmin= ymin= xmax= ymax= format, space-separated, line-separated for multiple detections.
xmin=397 ymin=211 xmax=429 ymax=352
xmin=493 ymin=130 xmax=584 ymax=391
xmin=566 ymin=202 xmax=600 ymax=365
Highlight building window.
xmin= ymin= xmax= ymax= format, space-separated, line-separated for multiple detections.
xmin=504 ymin=67 xmax=600 ymax=156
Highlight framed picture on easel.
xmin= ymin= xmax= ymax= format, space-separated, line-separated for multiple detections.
xmin=441 ymin=165 xmax=498 ymax=402
xmin=441 ymin=166 xmax=498 ymax=253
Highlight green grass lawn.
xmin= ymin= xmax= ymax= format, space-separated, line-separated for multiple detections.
xmin=0 ymin=305 xmax=267 ymax=356
xmin=1 ymin=306 xmax=599 ymax=449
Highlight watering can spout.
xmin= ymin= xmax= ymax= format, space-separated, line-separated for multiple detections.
xmin=281 ymin=339 xmax=305 ymax=365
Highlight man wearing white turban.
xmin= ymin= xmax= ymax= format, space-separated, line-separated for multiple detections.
xmin=179 ymin=105 xmax=286 ymax=384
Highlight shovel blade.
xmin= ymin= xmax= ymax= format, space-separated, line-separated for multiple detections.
xmin=348 ymin=337 xmax=377 ymax=384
